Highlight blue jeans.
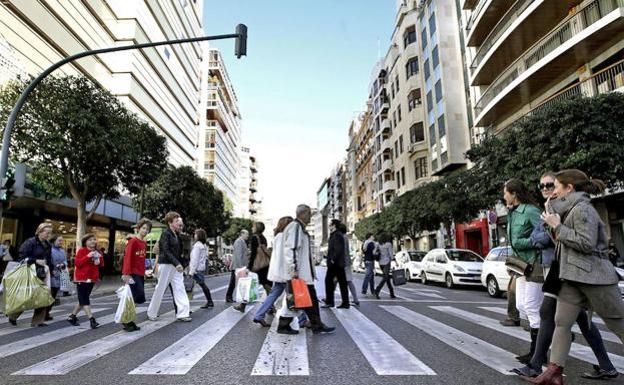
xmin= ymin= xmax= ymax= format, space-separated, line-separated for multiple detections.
xmin=254 ymin=282 xmax=286 ymax=321
xmin=361 ymin=261 xmax=375 ymax=294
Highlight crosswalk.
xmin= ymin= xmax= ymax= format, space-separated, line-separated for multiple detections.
xmin=1 ymin=283 xmax=623 ymax=380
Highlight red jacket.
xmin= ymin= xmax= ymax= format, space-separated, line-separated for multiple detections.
xmin=123 ymin=237 xmax=146 ymax=276
xmin=74 ymin=247 xmax=103 ymax=282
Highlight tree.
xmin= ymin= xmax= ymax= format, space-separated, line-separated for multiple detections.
xmin=221 ymin=217 xmax=254 ymax=245
xmin=138 ymin=165 xmax=227 ymax=236
xmin=0 ymin=76 xmax=168 ymax=244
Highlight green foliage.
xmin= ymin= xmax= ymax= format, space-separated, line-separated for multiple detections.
xmin=221 ymin=217 xmax=254 ymax=245
xmin=139 ymin=165 xmax=227 ymax=237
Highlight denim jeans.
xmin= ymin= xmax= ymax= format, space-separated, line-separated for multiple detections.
xmin=254 ymin=282 xmax=286 ymax=321
xmin=361 ymin=260 xmax=375 ymax=294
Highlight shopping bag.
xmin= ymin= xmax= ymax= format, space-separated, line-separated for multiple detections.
xmin=235 ymin=272 xmax=260 ymax=303
xmin=286 ymin=278 xmax=312 ymax=310
xmin=114 ymin=285 xmax=136 ymax=324
xmin=184 ymin=275 xmax=195 ymax=293
xmin=392 ymin=269 xmax=407 ymax=286
xmin=2 ymin=264 xmax=54 ymax=315
xmin=59 ymin=268 xmax=71 ymax=292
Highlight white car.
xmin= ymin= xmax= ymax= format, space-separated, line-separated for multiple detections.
xmin=480 ymin=246 xmax=513 ymax=297
xmin=421 ymin=248 xmax=484 ymax=289
xmin=394 ymin=250 xmax=427 ymax=281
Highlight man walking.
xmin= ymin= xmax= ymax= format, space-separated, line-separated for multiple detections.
xmin=361 ymin=233 xmax=376 ymax=295
xmin=226 ymin=230 xmax=249 ymax=303
xmin=278 ymin=204 xmax=335 ymax=335
xmin=322 ymin=219 xmax=349 ymax=309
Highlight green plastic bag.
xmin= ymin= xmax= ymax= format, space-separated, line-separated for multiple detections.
xmin=3 ymin=264 xmax=54 ymax=315
xmin=114 ymin=285 xmax=136 ymax=324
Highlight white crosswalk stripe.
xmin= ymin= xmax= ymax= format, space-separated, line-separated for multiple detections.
xmin=251 ymin=318 xmax=309 ymax=376
xmin=0 ymin=307 xmax=110 ymax=337
xmin=397 ymin=287 xmax=446 ymax=299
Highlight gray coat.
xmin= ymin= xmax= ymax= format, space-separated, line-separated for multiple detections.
xmin=230 ymin=237 xmax=249 ymax=271
xmin=550 ymin=192 xmax=618 ymax=285
xmin=343 ymin=234 xmax=353 ymax=282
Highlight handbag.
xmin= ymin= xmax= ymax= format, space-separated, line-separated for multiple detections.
xmin=505 ymin=255 xmax=533 ymax=276
xmin=35 ymin=265 xmax=47 ymax=280
xmin=183 ymin=274 xmax=195 ymax=293
xmin=286 ymin=278 xmax=312 ymax=310
xmin=252 ymin=241 xmax=270 ymax=272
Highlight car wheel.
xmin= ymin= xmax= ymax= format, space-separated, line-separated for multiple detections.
xmin=421 ymin=272 xmax=428 ymax=285
xmin=487 ymin=275 xmax=501 ymax=297
xmin=405 ymin=270 xmax=411 ymax=282
xmin=445 ymin=273 xmax=454 ymax=289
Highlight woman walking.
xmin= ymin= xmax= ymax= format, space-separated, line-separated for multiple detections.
xmin=529 ymin=170 xmax=624 ymax=384
xmin=513 ymin=173 xmax=616 ymax=379
xmin=503 ymin=179 xmax=544 ymax=364
xmin=189 ymin=229 xmax=214 ymax=309
xmin=374 ymin=234 xmax=395 ymax=299
xmin=8 ymin=223 xmax=53 ymax=327
xmin=45 ymin=234 xmax=67 ymax=320
xmin=67 ymin=233 xmax=103 ymax=329
xmin=234 ymin=222 xmax=270 ymax=312
xmin=339 ymin=224 xmax=359 ymax=306
xmin=121 ymin=218 xmax=152 ymax=332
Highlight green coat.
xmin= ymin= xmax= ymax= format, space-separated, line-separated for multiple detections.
xmin=507 ymin=204 xmax=541 ymax=264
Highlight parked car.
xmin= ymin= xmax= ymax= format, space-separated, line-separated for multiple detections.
xmin=617 ymin=267 xmax=624 ymax=298
xmin=394 ymin=250 xmax=427 ymax=281
xmin=421 ymin=248 xmax=484 ymax=289
xmin=480 ymin=246 xmax=512 ymax=297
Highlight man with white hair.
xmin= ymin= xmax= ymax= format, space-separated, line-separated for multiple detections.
xmin=225 ymin=229 xmax=249 ymax=303
xmin=277 ymin=204 xmax=335 ymax=334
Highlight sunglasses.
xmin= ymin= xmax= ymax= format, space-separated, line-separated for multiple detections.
xmin=538 ymin=182 xmax=555 ymax=190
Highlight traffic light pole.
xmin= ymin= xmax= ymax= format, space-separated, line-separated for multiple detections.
xmin=0 ymin=24 xmax=247 ymax=218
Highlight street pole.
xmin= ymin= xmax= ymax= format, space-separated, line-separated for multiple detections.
xmin=0 ymin=24 xmax=247 ymax=220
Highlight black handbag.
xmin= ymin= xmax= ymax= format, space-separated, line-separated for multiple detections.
xmin=35 ymin=265 xmax=47 ymax=279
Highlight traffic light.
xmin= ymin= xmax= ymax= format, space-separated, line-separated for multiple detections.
xmin=0 ymin=168 xmax=15 ymax=201
xmin=235 ymin=24 xmax=247 ymax=59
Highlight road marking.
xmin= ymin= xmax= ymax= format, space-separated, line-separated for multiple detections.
xmin=129 ymin=305 xmax=255 ymax=375
xmin=0 ymin=308 xmax=66 ymax=327
xmin=0 ymin=307 xmax=110 ymax=337
xmin=0 ymin=307 xmax=145 ymax=358
xmin=251 ymin=318 xmax=308 ymax=376
xmin=398 ymin=287 xmax=446 ymax=299
xmin=331 ymin=307 xmax=435 ymax=375
xmin=381 ymin=305 xmax=518 ymax=375
xmin=12 ymin=305 xmax=202 ymax=375
xmin=433 ymin=306 xmax=624 ymax=372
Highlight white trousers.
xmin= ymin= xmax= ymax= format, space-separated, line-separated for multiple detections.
xmin=515 ymin=276 xmax=544 ymax=329
xmin=147 ymin=264 xmax=190 ymax=319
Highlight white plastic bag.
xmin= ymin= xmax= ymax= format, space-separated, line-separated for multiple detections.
xmin=59 ymin=268 xmax=71 ymax=292
xmin=235 ymin=271 xmax=260 ymax=303
xmin=114 ymin=285 xmax=136 ymax=324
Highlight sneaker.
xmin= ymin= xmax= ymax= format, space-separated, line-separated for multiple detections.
xmin=581 ymin=365 xmax=618 ymax=380
xmin=313 ymin=325 xmax=336 ymax=335
xmin=176 ymin=317 xmax=192 ymax=322
xmin=253 ymin=318 xmax=271 ymax=327
xmin=147 ymin=316 xmax=158 ymax=321
xmin=352 ymin=301 xmax=360 ymax=307
xmin=277 ymin=326 xmax=299 ymax=335
xmin=232 ymin=304 xmax=246 ymax=313
xmin=321 ymin=304 xmax=334 ymax=308
xmin=511 ymin=364 xmax=542 ymax=377
xmin=200 ymin=301 xmax=214 ymax=308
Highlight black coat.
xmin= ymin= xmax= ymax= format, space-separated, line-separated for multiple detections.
xmin=328 ymin=231 xmax=345 ymax=268
xmin=18 ymin=237 xmax=52 ymax=268
xmin=158 ymin=228 xmax=182 ymax=266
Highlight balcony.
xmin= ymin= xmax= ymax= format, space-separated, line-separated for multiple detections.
xmin=381 ymin=180 xmax=397 ymax=193
xmin=470 ymin=0 xmax=574 ymax=86
xmin=380 ymin=100 xmax=390 ymax=113
xmin=463 ymin=0 xmax=480 ymax=10
xmin=474 ymin=0 xmax=624 ymax=127
xmin=377 ymin=158 xmax=394 ymax=176
xmin=381 ymin=118 xmax=391 ymax=134
xmin=466 ymin=0 xmax=516 ymax=47
xmin=379 ymin=138 xmax=392 ymax=153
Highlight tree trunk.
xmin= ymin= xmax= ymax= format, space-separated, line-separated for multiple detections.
xmin=76 ymin=198 xmax=88 ymax=251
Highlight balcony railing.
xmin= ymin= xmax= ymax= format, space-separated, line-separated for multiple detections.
xmin=475 ymin=0 xmax=624 ymax=116
xmin=471 ymin=0 xmax=536 ymax=70
xmin=466 ymin=0 xmax=490 ymax=32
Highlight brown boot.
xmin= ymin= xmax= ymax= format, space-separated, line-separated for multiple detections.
xmin=523 ymin=363 xmax=563 ymax=385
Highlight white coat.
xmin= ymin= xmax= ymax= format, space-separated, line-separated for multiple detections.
xmin=282 ymin=220 xmax=315 ymax=284
xmin=189 ymin=241 xmax=207 ymax=275
xmin=267 ymin=233 xmax=288 ymax=283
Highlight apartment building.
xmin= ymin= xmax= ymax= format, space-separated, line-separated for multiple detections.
xmin=237 ymin=146 xmax=262 ymax=220
xmin=348 ymin=108 xmax=376 ymax=223
xmin=199 ymin=48 xmax=243 ymax=214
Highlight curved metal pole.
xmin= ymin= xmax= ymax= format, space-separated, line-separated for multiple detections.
xmin=0 ymin=30 xmax=243 ymax=187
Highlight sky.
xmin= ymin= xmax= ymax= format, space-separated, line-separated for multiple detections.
xmin=203 ymin=1 xmax=395 ymax=220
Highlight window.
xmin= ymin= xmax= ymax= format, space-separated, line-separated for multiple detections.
xmin=429 ymin=13 xmax=437 ymax=37
xmin=394 ymin=141 xmax=399 ymax=158
xmin=410 ymin=122 xmax=425 ymax=143
xmin=435 ymin=80 xmax=443 ymax=102
xmin=395 ymin=75 xmax=399 ymax=92
xmin=414 ymin=157 xmax=428 ymax=179
xmin=391 ymin=82 xmax=395 ymax=99
xmin=432 ymin=46 xmax=440 ymax=69
xmin=438 ymin=114 xmax=446 ymax=138
xmin=399 ymin=135 xmax=404 ymax=154
xmin=403 ymin=26 xmax=417 ymax=48
xmin=406 ymin=57 xmax=419 ymax=80
xmin=398 ymin=104 xmax=402 ymax=122
xmin=401 ymin=167 xmax=406 ymax=186
xmin=421 ymin=27 xmax=428 ymax=49
xmin=393 ymin=111 xmax=397 ymax=127
xmin=423 ymin=59 xmax=431 ymax=80
xmin=396 ymin=171 xmax=401 ymax=187
xmin=426 ymin=91 xmax=433 ymax=112
xmin=408 ymin=89 xmax=422 ymax=111
xmin=429 ymin=124 xmax=436 ymax=145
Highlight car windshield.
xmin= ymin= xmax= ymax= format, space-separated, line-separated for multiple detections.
xmin=447 ymin=250 xmax=482 ymax=262
xmin=409 ymin=252 xmax=424 ymax=262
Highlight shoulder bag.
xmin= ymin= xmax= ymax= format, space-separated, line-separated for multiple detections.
xmin=251 ymin=237 xmax=270 ymax=272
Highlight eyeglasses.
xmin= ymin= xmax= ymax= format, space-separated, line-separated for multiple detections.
xmin=538 ymin=182 xmax=555 ymax=190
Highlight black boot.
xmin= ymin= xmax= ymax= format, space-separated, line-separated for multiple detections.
xmin=67 ymin=314 xmax=79 ymax=326
xmin=89 ymin=317 xmax=100 ymax=329
xmin=277 ymin=317 xmax=298 ymax=335
xmin=517 ymin=328 xmax=539 ymax=364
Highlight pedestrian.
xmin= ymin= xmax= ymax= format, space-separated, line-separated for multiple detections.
xmin=67 ymin=233 xmax=103 ymax=329
xmin=504 ymin=178 xmax=544 ymax=364
xmin=146 ymin=211 xmax=191 ymax=322
xmin=530 ymin=170 xmax=624 ymax=384
xmin=189 ymin=228 xmax=214 ymax=309
xmin=499 ymin=272 xmax=521 ymax=327
xmin=45 ymin=233 xmax=68 ymax=320
xmin=374 ymin=233 xmax=396 ymax=299
xmin=277 ymin=204 xmax=335 ymax=335
xmin=121 ymin=218 xmax=152 ymax=332
xmin=608 ymin=239 xmax=621 ymax=267
xmin=339 ymin=223 xmax=359 ymax=306
xmin=7 ymin=222 xmax=53 ymax=327
xmin=322 ymin=219 xmax=349 ymax=309
xmin=234 ymin=222 xmax=271 ymax=314
xmin=361 ymin=233 xmax=376 ymax=295
xmin=225 ymin=229 xmax=249 ymax=303
xmin=513 ymin=172 xmax=617 ymax=379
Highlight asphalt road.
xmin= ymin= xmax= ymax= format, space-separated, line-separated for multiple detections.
xmin=1 ymin=268 xmax=623 ymax=385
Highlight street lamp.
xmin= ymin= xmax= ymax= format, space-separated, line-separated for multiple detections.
xmin=0 ymin=24 xmax=248 ymax=201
